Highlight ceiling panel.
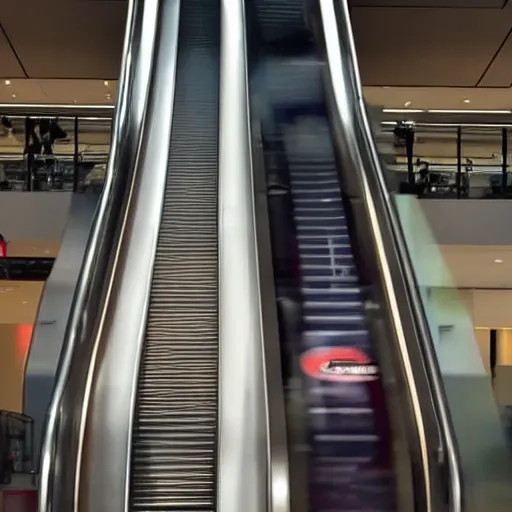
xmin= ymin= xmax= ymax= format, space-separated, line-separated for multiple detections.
xmin=38 ymin=79 xmax=117 ymax=104
xmin=478 ymin=32 xmax=512 ymax=87
xmin=364 ymin=86 xmax=512 ymax=109
xmin=0 ymin=27 xmax=25 ymax=78
xmin=350 ymin=0 xmax=505 ymax=7
xmin=0 ymin=78 xmax=117 ymax=105
xmin=0 ymin=1 xmax=127 ymax=79
xmin=0 ymin=282 xmax=43 ymax=324
xmin=0 ymin=79 xmax=48 ymax=102
xmin=351 ymin=7 xmax=512 ymax=86
xmin=441 ymin=246 xmax=512 ymax=289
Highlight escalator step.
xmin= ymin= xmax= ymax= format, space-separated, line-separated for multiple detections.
xmin=129 ymin=0 xmax=220 ymax=510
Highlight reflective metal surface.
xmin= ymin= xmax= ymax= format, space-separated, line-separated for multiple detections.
xmin=37 ymin=0 xmax=160 ymax=509
xmin=250 ymin=94 xmax=292 ymax=512
xmin=217 ymin=1 xmax=268 ymax=511
xmin=24 ymin=191 xmax=100 ymax=470
xmin=129 ymin=0 xmax=220 ymax=508
xmin=76 ymin=1 xmax=181 ymax=511
xmin=312 ymin=0 xmax=463 ymax=511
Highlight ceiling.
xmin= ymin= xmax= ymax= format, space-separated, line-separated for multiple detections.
xmin=0 ymin=0 xmax=509 ymax=109
xmin=365 ymin=86 xmax=512 ymax=111
xmin=350 ymin=0 xmax=512 ymax=88
xmin=441 ymin=245 xmax=512 ymax=288
xmin=0 ymin=0 xmax=126 ymax=80
xmin=6 ymin=240 xmax=60 ymax=258
xmin=0 ymin=78 xmax=117 ymax=106
xmin=0 ymin=281 xmax=43 ymax=324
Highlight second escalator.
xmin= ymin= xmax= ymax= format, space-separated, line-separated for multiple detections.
xmin=266 ymin=103 xmax=396 ymax=512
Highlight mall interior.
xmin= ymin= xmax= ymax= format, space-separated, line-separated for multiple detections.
xmin=0 ymin=0 xmax=512 ymax=511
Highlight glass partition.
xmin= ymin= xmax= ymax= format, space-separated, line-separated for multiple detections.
xmin=77 ymin=118 xmax=111 ymax=191
xmin=0 ymin=117 xmax=25 ymax=191
xmin=462 ymin=126 xmax=505 ymax=199
xmin=4 ymin=111 xmax=509 ymax=199
xmin=413 ymin=124 xmax=459 ymax=198
xmin=0 ymin=115 xmax=111 ymax=192
xmin=394 ymin=194 xmax=512 ymax=509
xmin=384 ymin=120 xmax=512 ymax=200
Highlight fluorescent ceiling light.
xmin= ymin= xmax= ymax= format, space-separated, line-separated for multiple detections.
xmin=495 ymin=259 xmax=504 ymax=263
xmin=4 ymin=80 xmax=10 ymax=86
xmin=0 ymin=103 xmax=115 ymax=110
xmin=462 ymin=99 xmax=470 ymax=104
xmin=383 ymin=108 xmax=425 ymax=114
xmin=404 ymin=101 xmax=412 ymax=107
xmin=383 ymin=108 xmax=512 ymax=115
xmin=428 ymin=109 xmax=512 ymax=114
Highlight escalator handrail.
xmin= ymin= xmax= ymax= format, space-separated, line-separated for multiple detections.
xmin=37 ymin=0 xmax=157 ymax=509
xmin=218 ymin=1 xmax=283 ymax=512
xmin=314 ymin=1 xmax=463 ymax=512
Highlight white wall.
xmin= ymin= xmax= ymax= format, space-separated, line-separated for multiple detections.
xmin=0 ymin=192 xmax=73 ymax=241
xmin=423 ymin=287 xmax=487 ymax=377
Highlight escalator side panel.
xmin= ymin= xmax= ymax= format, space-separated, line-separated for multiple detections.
xmin=130 ymin=0 xmax=220 ymax=509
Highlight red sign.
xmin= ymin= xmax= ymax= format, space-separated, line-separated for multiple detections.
xmin=301 ymin=346 xmax=379 ymax=383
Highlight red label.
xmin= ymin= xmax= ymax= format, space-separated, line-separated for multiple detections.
xmin=301 ymin=347 xmax=379 ymax=383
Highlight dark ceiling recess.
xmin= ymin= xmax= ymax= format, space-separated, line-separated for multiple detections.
xmin=349 ymin=0 xmax=505 ymax=7
xmin=0 ymin=258 xmax=54 ymax=281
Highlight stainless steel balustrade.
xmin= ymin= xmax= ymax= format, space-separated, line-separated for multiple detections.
xmin=37 ymin=0 xmax=161 ymax=510
xmin=310 ymin=0 xmax=463 ymax=511
xmin=217 ymin=0 xmax=276 ymax=511
xmin=75 ymin=0 xmax=181 ymax=510
xmin=39 ymin=0 xmax=274 ymax=511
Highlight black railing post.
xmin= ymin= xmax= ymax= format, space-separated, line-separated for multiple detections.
xmin=406 ymin=127 xmax=415 ymax=186
xmin=73 ymin=117 xmax=79 ymax=192
xmin=502 ymin=127 xmax=508 ymax=197
xmin=24 ymin=117 xmax=32 ymax=192
xmin=456 ymin=126 xmax=462 ymax=199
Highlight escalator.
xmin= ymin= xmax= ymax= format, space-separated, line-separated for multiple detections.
xmin=129 ymin=0 xmax=220 ymax=509
xmin=261 ymin=96 xmax=396 ymax=511
xmin=247 ymin=1 xmax=453 ymax=512
xmin=279 ymin=114 xmax=395 ymax=512
xmin=34 ymin=1 xmax=460 ymax=512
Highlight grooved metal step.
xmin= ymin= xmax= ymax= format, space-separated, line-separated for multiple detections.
xmin=130 ymin=0 xmax=220 ymax=510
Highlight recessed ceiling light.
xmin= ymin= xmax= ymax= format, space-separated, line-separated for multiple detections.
xmin=404 ymin=101 xmax=412 ymax=108
xmin=73 ymin=99 xmax=77 ymax=103
xmin=22 ymin=301 xmax=28 ymax=305
xmin=104 ymin=80 xmax=109 ymax=87
xmin=462 ymin=99 xmax=470 ymax=104
xmin=4 ymin=80 xmax=10 ymax=86
xmin=495 ymin=259 xmax=504 ymax=263
xmin=105 ymin=93 xmax=111 ymax=100
xmin=11 ymin=93 xmax=16 ymax=99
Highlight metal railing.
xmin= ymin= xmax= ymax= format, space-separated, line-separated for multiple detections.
xmin=311 ymin=0 xmax=463 ymax=511
xmin=0 ymin=411 xmax=33 ymax=486
xmin=37 ymin=0 xmax=158 ymax=509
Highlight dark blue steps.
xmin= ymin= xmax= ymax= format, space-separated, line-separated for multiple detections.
xmin=281 ymin=115 xmax=395 ymax=512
